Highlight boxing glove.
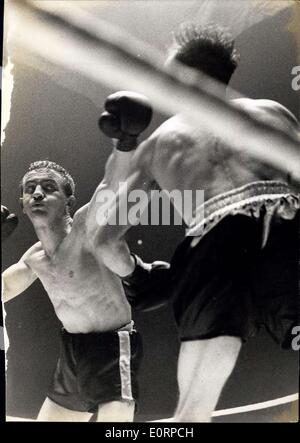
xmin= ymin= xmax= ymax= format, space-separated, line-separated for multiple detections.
xmin=1 ymin=205 xmax=18 ymax=241
xmin=99 ymin=91 xmax=152 ymax=151
xmin=122 ymin=254 xmax=173 ymax=312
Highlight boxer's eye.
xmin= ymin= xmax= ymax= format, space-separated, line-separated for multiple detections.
xmin=44 ymin=185 xmax=55 ymax=192
xmin=24 ymin=185 xmax=35 ymax=194
xmin=42 ymin=182 xmax=58 ymax=192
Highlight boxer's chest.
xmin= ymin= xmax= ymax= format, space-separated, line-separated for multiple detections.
xmin=27 ymin=240 xmax=97 ymax=294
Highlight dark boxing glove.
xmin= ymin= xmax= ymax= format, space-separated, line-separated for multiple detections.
xmin=99 ymin=91 xmax=152 ymax=151
xmin=122 ymin=254 xmax=172 ymax=312
xmin=1 ymin=205 xmax=18 ymax=241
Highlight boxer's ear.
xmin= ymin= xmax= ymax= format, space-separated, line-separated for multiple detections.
xmin=19 ymin=197 xmax=25 ymax=212
xmin=67 ymin=195 xmax=76 ymax=211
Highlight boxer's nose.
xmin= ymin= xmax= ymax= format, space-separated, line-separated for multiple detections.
xmin=32 ymin=185 xmax=45 ymax=201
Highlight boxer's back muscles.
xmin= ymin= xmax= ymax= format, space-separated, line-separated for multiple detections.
xmin=92 ymin=97 xmax=299 ymax=278
xmin=142 ymin=98 xmax=299 ymax=225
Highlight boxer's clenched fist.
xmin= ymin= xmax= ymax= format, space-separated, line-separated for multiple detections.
xmin=99 ymin=91 xmax=152 ymax=151
xmin=1 ymin=205 xmax=18 ymax=241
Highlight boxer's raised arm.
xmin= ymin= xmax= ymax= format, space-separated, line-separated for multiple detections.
xmin=86 ymin=147 xmax=156 ymax=276
xmin=86 ymin=91 xmax=153 ymax=234
xmin=85 ymin=91 xmax=154 ymax=276
xmin=86 ymin=147 xmax=137 ymax=233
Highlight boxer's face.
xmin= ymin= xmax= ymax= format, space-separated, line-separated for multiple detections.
xmin=22 ymin=169 xmax=70 ymax=222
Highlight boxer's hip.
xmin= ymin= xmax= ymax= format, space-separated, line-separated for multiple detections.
xmin=47 ymin=322 xmax=143 ymax=412
xmin=186 ymin=180 xmax=299 ymax=247
xmin=170 ymin=182 xmax=299 ymax=346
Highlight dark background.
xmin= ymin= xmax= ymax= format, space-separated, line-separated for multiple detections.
xmin=1 ymin=1 xmax=299 ymax=421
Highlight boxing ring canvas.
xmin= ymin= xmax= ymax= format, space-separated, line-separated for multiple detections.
xmin=1 ymin=0 xmax=299 ymax=423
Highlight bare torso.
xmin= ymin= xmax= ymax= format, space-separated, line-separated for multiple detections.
xmin=24 ymin=208 xmax=131 ymax=333
xmin=146 ymin=98 xmax=298 ymax=223
xmin=13 ymin=98 xmax=298 ymax=331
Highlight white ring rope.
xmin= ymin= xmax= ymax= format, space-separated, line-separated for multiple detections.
xmin=212 ymin=393 xmax=298 ymax=417
xmin=9 ymin=0 xmax=300 ymax=183
xmin=150 ymin=393 xmax=299 ymax=421
xmin=5 ymin=393 xmax=298 ymax=421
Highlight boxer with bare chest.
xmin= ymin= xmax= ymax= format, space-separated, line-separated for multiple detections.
xmin=2 ymin=92 xmax=152 ymax=422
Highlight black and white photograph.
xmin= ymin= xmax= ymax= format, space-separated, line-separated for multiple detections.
xmin=1 ymin=0 xmax=299 ymax=425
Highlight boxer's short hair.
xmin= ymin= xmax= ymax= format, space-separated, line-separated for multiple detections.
xmin=170 ymin=23 xmax=240 ymax=85
xmin=21 ymin=160 xmax=75 ymax=197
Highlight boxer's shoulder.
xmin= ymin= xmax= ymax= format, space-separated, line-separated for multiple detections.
xmin=21 ymin=241 xmax=43 ymax=266
xmin=23 ymin=241 xmax=43 ymax=255
xmin=72 ymin=204 xmax=89 ymax=228
xmin=135 ymin=115 xmax=210 ymax=171
xmin=153 ymin=116 xmax=200 ymax=152
xmin=232 ymin=98 xmax=299 ymax=131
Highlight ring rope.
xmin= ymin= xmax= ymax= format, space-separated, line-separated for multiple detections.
xmin=6 ymin=393 xmax=298 ymax=421
xmin=10 ymin=0 xmax=300 ymax=183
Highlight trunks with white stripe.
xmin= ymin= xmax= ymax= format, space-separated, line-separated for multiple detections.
xmin=47 ymin=323 xmax=143 ymax=412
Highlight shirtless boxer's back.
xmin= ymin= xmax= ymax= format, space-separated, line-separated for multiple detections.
xmin=135 ymin=98 xmax=299 ymax=217
xmin=98 ymin=24 xmax=299 ymax=422
xmin=123 ymin=98 xmax=299 ymax=423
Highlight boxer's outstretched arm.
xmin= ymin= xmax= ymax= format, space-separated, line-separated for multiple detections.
xmin=84 ymin=147 xmax=140 ymax=276
xmin=86 ymin=146 xmax=136 ymax=229
xmin=86 ymin=146 xmax=155 ymax=276
xmin=2 ymin=247 xmax=38 ymax=303
xmin=86 ymin=89 xmax=154 ymax=233
xmin=84 ymin=91 xmax=154 ymax=276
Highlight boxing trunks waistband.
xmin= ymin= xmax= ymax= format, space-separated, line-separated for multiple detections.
xmin=186 ymin=180 xmax=299 ymax=247
xmin=61 ymin=320 xmax=136 ymax=335
xmin=118 ymin=320 xmax=136 ymax=333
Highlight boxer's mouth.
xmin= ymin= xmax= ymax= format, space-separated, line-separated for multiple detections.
xmin=31 ymin=201 xmax=45 ymax=208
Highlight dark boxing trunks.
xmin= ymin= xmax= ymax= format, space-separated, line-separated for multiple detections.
xmin=171 ymin=181 xmax=299 ymax=348
xmin=47 ymin=322 xmax=143 ymax=412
